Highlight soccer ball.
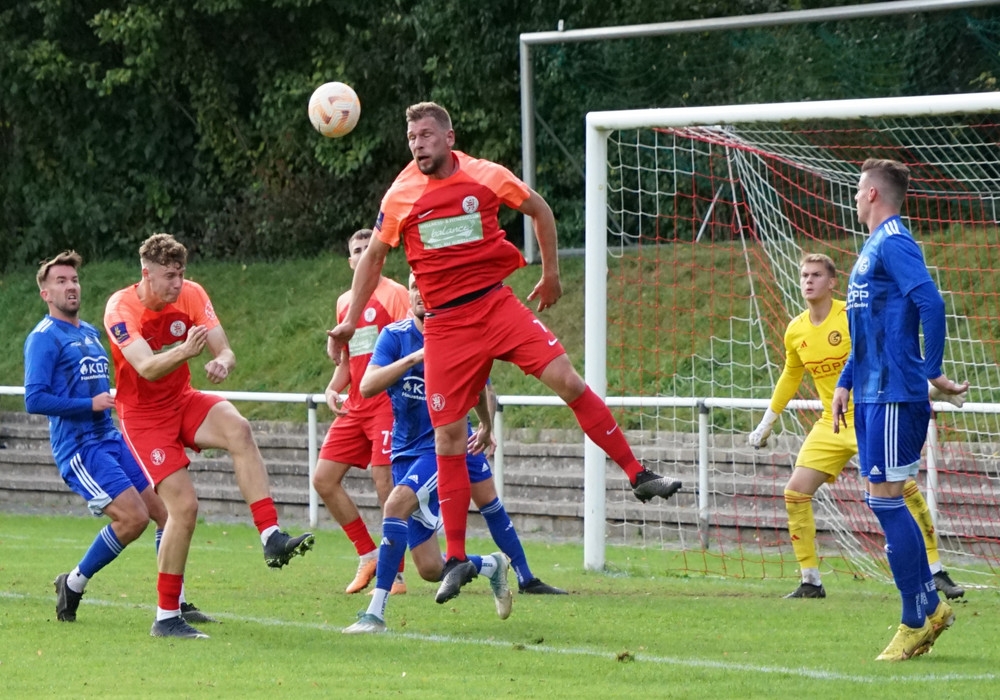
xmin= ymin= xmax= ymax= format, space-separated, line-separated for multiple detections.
xmin=307 ymin=81 xmax=361 ymax=138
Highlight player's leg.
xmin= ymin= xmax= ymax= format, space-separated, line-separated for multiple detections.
xmin=193 ymin=397 xmax=313 ymax=569
xmin=783 ymin=421 xmax=854 ymax=598
xmin=433 ymin=418 xmax=478 ymax=600
xmin=344 ymin=464 xmax=425 ymax=634
xmin=150 ymin=467 xmax=208 ymax=639
xmin=783 ymin=466 xmax=831 ymax=598
xmin=313 ymin=413 xmax=381 ymax=590
xmin=469 ymin=457 xmax=566 ymax=595
xmin=537 ymin=354 xmax=682 ymax=502
xmin=485 ymin=288 xmax=680 ymax=503
xmin=367 ymin=414 xmax=404 ymax=591
xmin=53 ymin=441 xmax=151 ymax=622
xmin=902 ymin=479 xmax=964 ymax=599
xmin=860 ymin=402 xmax=947 ymax=660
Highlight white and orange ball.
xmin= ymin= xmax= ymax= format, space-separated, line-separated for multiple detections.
xmin=307 ymin=81 xmax=361 ymax=138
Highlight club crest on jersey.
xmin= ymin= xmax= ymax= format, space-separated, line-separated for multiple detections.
xmin=828 ymin=331 xmax=842 ymax=346
xmin=462 ymin=196 xmax=479 ymax=214
xmin=170 ymin=320 xmax=186 ymax=337
xmin=150 ymin=448 xmax=166 ymax=466
xmin=430 ymin=393 xmax=446 ymax=412
xmin=364 ymin=307 xmax=377 ymax=323
xmin=857 ymin=255 xmax=870 ymax=275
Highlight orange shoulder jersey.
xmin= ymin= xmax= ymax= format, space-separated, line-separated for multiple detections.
xmin=373 ymin=151 xmax=531 ymax=309
xmin=770 ymin=298 xmax=853 ymax=424
xmin=104 ymin=280 xmax=220 ymax=410
xmin=336 ymin=275 xmax=410 ymax=414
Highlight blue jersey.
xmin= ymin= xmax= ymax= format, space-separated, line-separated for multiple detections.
xmin=841 ymin=215 xmax=944 ymax=403
xmin=371 ymin=319 xmax=435 ymax=459
xmin=371 ymin=319 xmax=481 ymax=459
xmin=23 ymin=317 xmax=118 ymax=465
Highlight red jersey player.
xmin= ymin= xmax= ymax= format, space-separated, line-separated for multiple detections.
xmin=313 ymin=229 xmax=409 ymax=593
xmin=104 ymin=233 xmax=314 ymax=639
xmin=328 ymin=102 xmax=682 ymax=605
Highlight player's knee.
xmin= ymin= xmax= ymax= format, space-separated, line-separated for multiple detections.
xmin=383 ymin=488 xmax=416 ymax=519
xmin=311 ymin=461 xmax=346 ymax=495
xmin=117 ymin=508 xmax=152 ymax=543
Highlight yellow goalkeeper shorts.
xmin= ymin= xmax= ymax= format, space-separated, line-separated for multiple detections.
xmin=794 ymin=418 xmax=858 ymax=483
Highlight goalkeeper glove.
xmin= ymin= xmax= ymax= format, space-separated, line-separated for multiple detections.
xmin=748 ymin=408 xmax=779 ymax=449
xmin=928 ymin=381 xmax=966 ymax=408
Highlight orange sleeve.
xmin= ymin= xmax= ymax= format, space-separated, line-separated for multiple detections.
xmin=179 ymin=281 xmax=221 ymax=331
xmin=104 ymin=288 xmax=143 ymax=350
xmin=375 ymin=164 xmax=427 ymax=248
xmin=373 ymin=278 xmax=411 ymax=322
xmin=458 ymin=153 xmax=531 ymax=209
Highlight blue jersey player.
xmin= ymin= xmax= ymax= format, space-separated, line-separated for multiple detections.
xmin=832 ymin=159 xmax=968 ymax=662
xmin=343 ymin=274 xmax=565 ymax=634
xmin=23 ymin=251 xmax=212 ymax=625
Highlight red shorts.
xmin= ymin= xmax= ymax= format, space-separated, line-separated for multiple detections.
xmin=117 ymin=389 xmax=225 ymax=486
xmin=318 ymin=408 xmax=393 ymax=468
xmin=423 ymin=285 xmax=565 ymax=426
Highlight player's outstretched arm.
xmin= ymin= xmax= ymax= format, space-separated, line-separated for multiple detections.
xmin=359 ymin=349 xmax=423 ymax=399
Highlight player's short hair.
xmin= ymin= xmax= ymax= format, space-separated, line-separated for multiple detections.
xmin=347 ymin=228 xmax=373 ymax=253
xmin=406 ymin=102 xmax=452 ymax=131
xmin=861 ymin=158 xmax=910 ymax=208
xmin=36 ymin=250 xmax=82 ymax=289
xmin=139 ymin=233 xmax=187 ymax=269
xmin=800 ymin=253 xmax=836 ymax=277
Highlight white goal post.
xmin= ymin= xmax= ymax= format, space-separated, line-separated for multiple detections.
xmin=582 ymin=91 xmax=1000 ymax=573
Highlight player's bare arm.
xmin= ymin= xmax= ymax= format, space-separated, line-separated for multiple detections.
xmin=359 ymin=348 xmax=424 ymax=399
xmin=519 ymin=189 xmax=563 ymax=312
xmin=203 ymin=325 xmax=236 ymax=385
xmin=119 ymin=325 xmax=209 ymax=382
xmin=328 ymin=236 xmax=391 ymax=362
xmin=324 ymin=353 xmax=350 ymax=416
xmin=468 ymin=385 xmax=496 ymax=457
xmin=831 ymin=387 xmax=850 ymax=434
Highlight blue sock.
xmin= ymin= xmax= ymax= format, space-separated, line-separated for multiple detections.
xmin=375 ymin=518 xmax=408 ymax=591
xmin=468 ymin=554 xmax=483 ymax=573
xmin=78 ymin=524 xmax=124 ymax=579
xmin=155 ymin=528 xmax=163 ymax=553
xmin=479 ymin=497 xmax=533 ymax=586
xmin=868 ymin=495 xmax=925 ymax=627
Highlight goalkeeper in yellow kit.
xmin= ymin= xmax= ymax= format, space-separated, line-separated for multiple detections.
xmin=749 ymin=253 xmax=965 ymax=599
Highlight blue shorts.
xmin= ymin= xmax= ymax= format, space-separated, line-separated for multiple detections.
xmin=391 ymin=452 xmax=494 ymax=549
xmin=854 ymin=401 xmax=931 ymax=484
xmin=58 ymin=435 xmax=151 ymax=516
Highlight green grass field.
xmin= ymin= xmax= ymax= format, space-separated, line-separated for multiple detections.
xmin=2 ymin=513 xmax=999 ymax=698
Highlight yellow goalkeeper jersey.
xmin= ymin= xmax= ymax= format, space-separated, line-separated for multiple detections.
xmin=770 ymin=298 xmax=852 ymax=424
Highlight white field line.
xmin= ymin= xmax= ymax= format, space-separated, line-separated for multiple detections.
xmin=2 ymin=590 xmax=996 ymax=685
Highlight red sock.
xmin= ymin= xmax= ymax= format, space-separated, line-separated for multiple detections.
xmin=157 ymin=572 xmax=183 ymax=612
xmin=568 ymin=386 xmax=643 ymax=482
xmin=437 ymin=453 xmax=471 ymax=561
xmin=249 ymin=497 xmax=279 ymax=533
xmin=343 ymin=516 xmax=377 ymax=556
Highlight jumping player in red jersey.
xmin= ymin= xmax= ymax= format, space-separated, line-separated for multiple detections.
xmin=328 ymin=102 xmax=682 ymax=604
xmin=314 ymin=229 xmax=409 ymax=593
xmin=104 ymin=233 xmax=314 ymax=640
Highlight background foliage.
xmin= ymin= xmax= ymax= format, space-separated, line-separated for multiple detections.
xmin=1 ymin=0 xmax=999 ymax=270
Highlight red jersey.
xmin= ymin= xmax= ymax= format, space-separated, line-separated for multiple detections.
xmin=104 ymin=280 xmax=220 ymax=410
xmin=373 ymin=151 xmax=530 ymax=309
xmin=336 ymin=275 xmax=409 ymax=415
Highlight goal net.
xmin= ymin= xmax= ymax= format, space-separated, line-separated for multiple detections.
xmin=583 ymin=93 xmax=1000 ymax=590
